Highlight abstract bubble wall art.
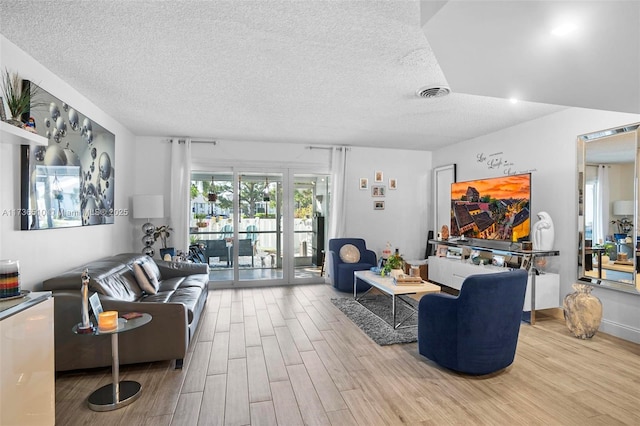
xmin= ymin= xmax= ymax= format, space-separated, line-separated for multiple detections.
xmin=19 ymin=82 xmax=117 ymax=230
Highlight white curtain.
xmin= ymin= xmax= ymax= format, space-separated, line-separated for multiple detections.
xmin=594 ymin=165 xmax=610 ymax=244
xmin=328 ymin=146 xmax=348 ymax=240
xmin=326 ymin=146 xmax=348 ymax=283
xmin=169 ymin=138 xmax=192 ymax=252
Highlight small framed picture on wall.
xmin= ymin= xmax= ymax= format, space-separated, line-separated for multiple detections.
xmin=371 ymin=185 xmax=385 ymax=197
xmin=389 ymin=178 xmax=397 ymax=190
xmin=359 ymin=178 xmax=368 ymax=190
xmin=374 ymin=171 xmax=383 ymax=182
xmin=374 ymin=201 xmax=385 ymax=210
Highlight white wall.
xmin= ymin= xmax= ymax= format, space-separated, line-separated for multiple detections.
xmin=131 ymin=137 xmax=172 ymax=251
xmin=133 ymin=138 xmax=432 ymax=262
xmin=0 ymin=37 xmax=137 ymax=290
xmin=433 ymin=107 xmax=640 ymax=342
xmin=345 ymin=147 xmax=432 ymax=260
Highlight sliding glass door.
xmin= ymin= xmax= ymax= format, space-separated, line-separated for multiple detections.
xmin=236 ymin=172 xmax=284 ymax=283
xmin=189 ymin=172 xmax=237 ymax=282
xmin=190 ymin=169 xmax=328 ymax=287
xmin=292 ymin=173 xmax=329 ymax=282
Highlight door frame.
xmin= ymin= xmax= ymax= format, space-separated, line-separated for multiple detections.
xmin=192 ymin=164 xmax=329 ymax=287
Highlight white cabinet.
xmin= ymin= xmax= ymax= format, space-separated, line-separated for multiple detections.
xmin=0 ymin=293 xmax=55 ymax=425
xmin=428 ymin=255 xmax=560 ymax=312
xmin=430 ymin=256 xmax=503 ymax=291
xmin=523 ymin=272 xmax=560 ymax=311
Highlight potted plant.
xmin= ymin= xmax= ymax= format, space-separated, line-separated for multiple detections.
xmin=194 ymin=213 xmax=208 ymax=228
xmin=383 ymin=252 xmax=405 ymax=277
xmin=596 ymin=241 xmax=615 ymax=265
xmin=611 ymin=218 xmax=633 ymax=241
xmin=153 ymin=225 xmax=175 ymax=259
xmin=1 ymin=69 xmax=45 ymax=127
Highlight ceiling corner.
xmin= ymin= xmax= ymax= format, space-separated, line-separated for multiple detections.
xmin=420 ymin=0 xmax=449 ymax=27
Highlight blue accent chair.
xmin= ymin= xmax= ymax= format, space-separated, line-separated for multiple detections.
xmin=418 ymin=269 xmax=528 ymax=375
xmin=328 ymin=238 xmax=377 ymax=293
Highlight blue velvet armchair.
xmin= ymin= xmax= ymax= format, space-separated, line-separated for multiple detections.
xmin=418 ymin=269 xmax=528 ymax=375
xmin=328 ymin=238 xmax=377 ymax=293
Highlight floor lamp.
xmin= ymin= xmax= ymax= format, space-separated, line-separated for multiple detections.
xmin=133 ymin=194 xmax=164 ymax=256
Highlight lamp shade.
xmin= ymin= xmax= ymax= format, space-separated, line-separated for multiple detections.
xmin=613 ymin=200 xmax=634 ymax=216
xmin=133 ymin=195 xmax=164 ymax=219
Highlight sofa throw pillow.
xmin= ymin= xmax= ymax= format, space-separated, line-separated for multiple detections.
xmin=339 ymin=244 xmax=361 ymax=263
xmin=133 ymin=258 xmax=160 ymax=294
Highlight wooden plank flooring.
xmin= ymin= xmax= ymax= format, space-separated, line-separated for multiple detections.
xmin=55 ymin=283 xmax=640 ymax=425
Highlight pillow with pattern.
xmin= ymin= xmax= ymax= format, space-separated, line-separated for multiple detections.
xmin=133 ymin=257 xmax=160 ymax=294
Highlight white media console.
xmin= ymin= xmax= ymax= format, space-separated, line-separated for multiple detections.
xmin=428 ymin=239 xmax=560 ymax=324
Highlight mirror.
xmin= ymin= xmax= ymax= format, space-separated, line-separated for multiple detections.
xmin=577 ymin=123 xmax=640 ymax=292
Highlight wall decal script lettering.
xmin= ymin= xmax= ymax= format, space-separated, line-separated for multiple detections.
xmin=476 ymin=151 xmax=536 ymax=175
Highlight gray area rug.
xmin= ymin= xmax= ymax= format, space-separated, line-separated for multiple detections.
xmin=331 ymin=295 xmax=419 ymax=345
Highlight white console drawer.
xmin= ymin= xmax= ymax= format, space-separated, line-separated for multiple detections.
xmin=428 ymin=256 xmax=559 ymax=311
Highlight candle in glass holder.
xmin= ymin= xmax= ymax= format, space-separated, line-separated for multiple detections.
xmin=98 ymin=311 xmax=118 ymax=331
xmin=0 ymin=259 xmax=21 ymax=298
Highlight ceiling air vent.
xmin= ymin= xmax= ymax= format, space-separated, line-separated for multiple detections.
xmin=416 ymin=85 xmax=450 ymax=98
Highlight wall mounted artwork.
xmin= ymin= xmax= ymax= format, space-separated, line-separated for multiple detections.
xmin=20 ymin=82 xmax=116 ymax=230
xmin=371 ymin=185 xmax=385 ymax=197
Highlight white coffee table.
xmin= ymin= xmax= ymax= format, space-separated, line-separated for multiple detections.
xmin=353 ymin=270 xmax=440 ymax=329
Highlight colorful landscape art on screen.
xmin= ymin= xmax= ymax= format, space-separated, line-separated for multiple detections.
xmin=451 ymin=173 xmax=531 ymax=241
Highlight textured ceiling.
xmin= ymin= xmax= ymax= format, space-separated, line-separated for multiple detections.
xmin=5 ymin=0 xmax=624 ymax=151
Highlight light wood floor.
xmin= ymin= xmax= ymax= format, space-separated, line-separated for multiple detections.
xmin=55 ymin=283 xmax=640 ymax=425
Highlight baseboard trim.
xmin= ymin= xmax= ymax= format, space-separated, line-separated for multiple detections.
xmin=599 ymin=318 xmax=640 ymax=344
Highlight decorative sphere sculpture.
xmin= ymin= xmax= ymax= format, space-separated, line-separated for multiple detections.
xmin=142 ymin=222 xmax=155 ymax=235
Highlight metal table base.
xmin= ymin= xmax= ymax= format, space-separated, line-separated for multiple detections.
xmin=88 ymin=331 xmax=142 ymax=411
xmin=354 ymin=284 xmax=419 ymax=329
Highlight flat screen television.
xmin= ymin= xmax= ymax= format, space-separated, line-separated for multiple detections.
xmin=450 ymin=173 xmax=531 ymax=241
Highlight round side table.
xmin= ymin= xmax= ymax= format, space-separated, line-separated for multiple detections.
xmin=73 ymin=313 xmax=152 ymax=411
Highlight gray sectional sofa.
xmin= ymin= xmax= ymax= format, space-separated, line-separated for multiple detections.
xmin=42 ymin=253 xmax=209 ymax=371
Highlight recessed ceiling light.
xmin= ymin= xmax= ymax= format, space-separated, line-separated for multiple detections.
xmin=551 ymin=23 xmax=577 ymax=37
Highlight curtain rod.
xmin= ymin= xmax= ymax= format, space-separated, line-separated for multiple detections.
xmin=306 ymin=145 xmax=350 ymax=151
xmin=169 ymin=139 xmax=217 ymax=145
xmin=192 ymin=140 xmax=217 ymax=145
